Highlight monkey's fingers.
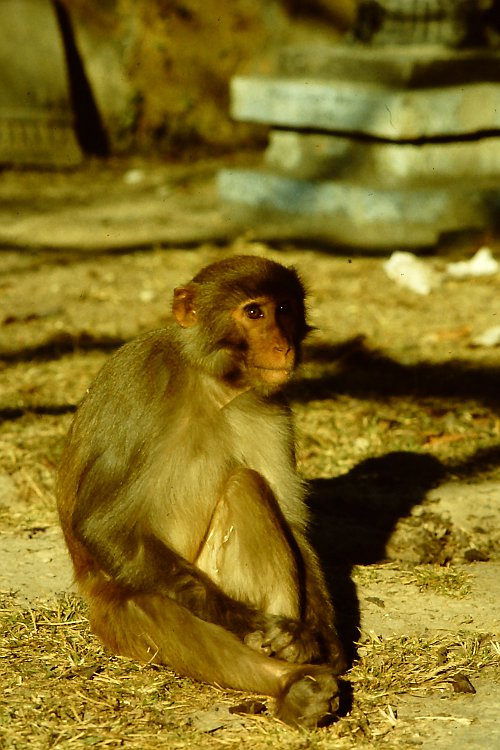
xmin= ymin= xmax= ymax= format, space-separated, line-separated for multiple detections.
xmin=272 ymin=629 xmax=322 ymax=664
xmin=245 ymin=617 xmax=323 ymax=664
xmin=243 ymin=630 xmax=273 ymax=656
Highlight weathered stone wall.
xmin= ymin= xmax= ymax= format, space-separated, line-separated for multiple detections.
xmin=62 ymin=0 xmax=356 ymax=154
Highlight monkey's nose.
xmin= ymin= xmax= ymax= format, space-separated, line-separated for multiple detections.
xmin=274 ymin=343 xmax=291 ymax=354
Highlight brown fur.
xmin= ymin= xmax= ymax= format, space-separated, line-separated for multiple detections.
xmin=57 ymin=255 xmax=345 ymax=728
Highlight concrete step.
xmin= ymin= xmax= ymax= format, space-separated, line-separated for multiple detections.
xmin=218 ymin=167 xmax=500 ymax=249
xmin=231 ymin=76 xmax=500 ymax=139
xmin=264 ymin=131 xmax=500 ymax=186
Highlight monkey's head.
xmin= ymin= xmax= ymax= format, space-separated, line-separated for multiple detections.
xmin=172 ymin=255 xmax=311 ymax=394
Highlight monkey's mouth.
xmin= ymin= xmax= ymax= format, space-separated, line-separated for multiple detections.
xmin=249 ymin=365 xmax=294 ymax=385
xmin=250 ymin=365 xmax=293 ymax=374
xmin=250 ymin=365 xmax=292 ymax=372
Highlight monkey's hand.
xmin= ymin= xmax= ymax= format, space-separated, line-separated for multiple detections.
xmin=276 ymin=666 xmax=340 ymax=729
xmin=244 ymin=617 xmax=324 ymax=664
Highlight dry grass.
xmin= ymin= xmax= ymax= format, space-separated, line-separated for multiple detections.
xmin=1 ymin=593 xmax=498 ymax=750
xmin=1 ymin=243 xmax=499 ymax=748
xmin=399 ymin=565 xmax=471 ymax=597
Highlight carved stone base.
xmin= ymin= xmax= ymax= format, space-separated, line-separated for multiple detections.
xmin=218 ymin=168 xmax=499 ymax=249
xmin=220 ymin=39 xmax=500 ymax=248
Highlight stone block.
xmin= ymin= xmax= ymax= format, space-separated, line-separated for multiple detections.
xmin=265 ymin=131 xmax=500 ymax=186
xmin=231 ymin=76 xmax=500 ymax=139
xmin=218 ymin=168 xmax=500 ymax=249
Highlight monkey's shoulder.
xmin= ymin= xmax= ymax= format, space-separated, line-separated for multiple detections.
xmin=90 ymin=326 xmax=181 ymax=388
xmin=110 ymin=326 xmax=180 ymax=363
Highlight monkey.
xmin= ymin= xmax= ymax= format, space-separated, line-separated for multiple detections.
xmin=57 ymin=255 xmax=345 ymax=729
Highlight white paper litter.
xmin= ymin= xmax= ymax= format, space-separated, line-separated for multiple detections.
xmin=446 ymin=247 xmax=499 ymax=279
xmin=383 ymin=251 xmax=442 ymax=295
xmin=471 ymin=325 xmax=500 ymax=347
xmin=123 ymin=168 xmax=145 ymax=185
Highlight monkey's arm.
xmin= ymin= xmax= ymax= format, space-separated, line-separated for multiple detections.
xmin=294 ymin=536 xmax=346 ymax=673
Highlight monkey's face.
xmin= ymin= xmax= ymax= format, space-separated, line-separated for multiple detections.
xmin=172 ymin=256 xmax=310 ymax=395
xmin=231 ymin=296 xmax=300 ymax=391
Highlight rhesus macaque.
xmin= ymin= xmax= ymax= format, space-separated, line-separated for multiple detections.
xmin=57 ymin=255 xmax=345 ymax=728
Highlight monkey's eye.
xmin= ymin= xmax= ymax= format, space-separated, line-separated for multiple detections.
xmin=244 ymin=303 xmax=264 ymax=319
xmin=277 ymin=301 xmax=293 ymax=316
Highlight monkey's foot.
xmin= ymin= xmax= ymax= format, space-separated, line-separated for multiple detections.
xmin=276 ymin=667 xmax=340 ymax=729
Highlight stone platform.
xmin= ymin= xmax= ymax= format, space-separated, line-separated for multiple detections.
xmin=219 ymin=44 xmax=500 ymax=249
xmin=218 ymin=168 xmax=500 ymax=249
xmin=230 ymin=76 xmax=500 ymax=140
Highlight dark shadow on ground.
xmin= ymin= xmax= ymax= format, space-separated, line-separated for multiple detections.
xmin=0 ymin=331 xmax=127 ymax=364
xmin=447 ymin=443 xmax=500 ymax=479
xmin=309 ymin=451 xmax=445 ymax=665
xmin=310 ymin=446 xmax=500 ymax=668
xmin=4 ymin=333 xmax=500 ymax=417
xmin=298 ymin=339 xmax=500 ymax=663
xmin=311 ymin=451 xmax=445 ymax=566
xmin=296 ymin=337 xmax=500 ymax=412
xmin=0 ymin=404 xmax=77 ymax=421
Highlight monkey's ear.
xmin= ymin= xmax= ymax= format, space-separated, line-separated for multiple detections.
xmin=172 ymin=286 xmax=198 ymax=328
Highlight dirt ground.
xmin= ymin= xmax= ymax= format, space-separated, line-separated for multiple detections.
xmin=0 ymin=160 xmax=499 ymax=749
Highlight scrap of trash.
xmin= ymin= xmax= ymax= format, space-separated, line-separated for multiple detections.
xmin=446 ymin=247 xmax=499 ymax=279
xmin=471 ymin=325 xmax=500 ymax=347
xmin=382 ymin=246 xmax=499 ymax=347
xmin=383 ymin=251 xmax=442 ymax=295
xmin=383 ymin=247 xmax=498 ymax=296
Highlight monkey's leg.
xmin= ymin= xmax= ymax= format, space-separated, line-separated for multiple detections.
xmin=80 ymin=465 xmax=340 ymax=728
xmin=85 ymin=576 xmax=339 ymax=728
xmin=195 ymin=467 xmax=301 ymax=619
xmin=193 ymin=467 xmax=326 ymax=664
xmin=196 ymin=468 xmax=345 ymax=672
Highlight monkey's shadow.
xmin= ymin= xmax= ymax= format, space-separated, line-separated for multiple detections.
xmin=308 ymin=451 xmax=444 ymax=666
